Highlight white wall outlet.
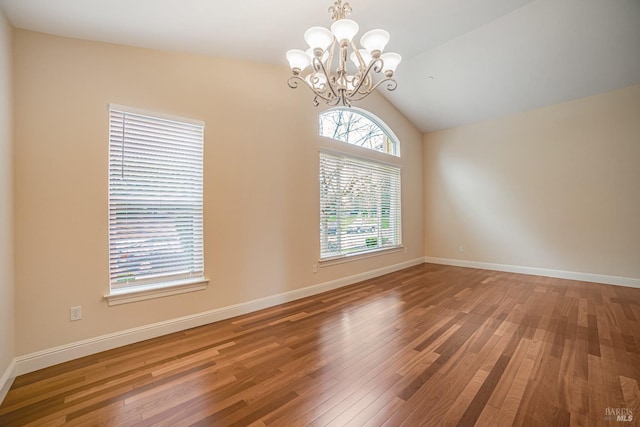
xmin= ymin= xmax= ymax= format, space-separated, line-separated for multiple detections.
xmin=312 ymin=264 xmax=318 ymax=274
xmin=458 ymin=245 xmax=465 ymax=253
xmin=70 ymin=306 xmax=82 ymax=321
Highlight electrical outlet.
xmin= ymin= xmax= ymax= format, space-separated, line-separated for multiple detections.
xmin=458 ymin=245 xmax=465 ymax=253
xmin=70 ymin=306 xmax=82 ymax=321
xmin=312 ymin=264 xmax=318 ymax=274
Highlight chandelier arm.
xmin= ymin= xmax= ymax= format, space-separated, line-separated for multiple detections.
xmin=349 ymin=40 xmax=367 ymax=72
xmin=320 ymin=91 xmax=341 ymax=104
xmin=346 ymin=89 xmax=373 ymax=103
xmin=289 ymin=74 xmax=343 ymax=106
xmin=380 ymin=78 xmax=398 ymax=92
xmin=347 ymin=78 xmax=398 ymax=103
xmin=312 ymin=56 xmax=340 ymax=100
xmin=319 ymin=91 xmax=342 ymax=106
xmin=325 ymin=38 xmax=337 ymax=72
xmin=361 ymin=74 xmax=374 ymax=93
xmin=364 ymin=77 xmax=397 ymax=95
xmin=348 ymin=57 xmax=384 ymax=98
xmin=287 ymin=75 xmax=304 ymax=89
xmin=290 ymin=75 xmax=325 ymax=99
xmin=348 ymin=40 xmax=373 ymax=95
xmin=350 ymin=73 xmax=373 ymax=95
xmin=318 ymin=92 xmax=341 ymax=105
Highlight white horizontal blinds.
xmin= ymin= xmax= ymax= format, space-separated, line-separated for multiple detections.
xmin=320 ymin=152 xmax=401 ymax=259
xmin=108 ymin=107 xmax=204 ymax=290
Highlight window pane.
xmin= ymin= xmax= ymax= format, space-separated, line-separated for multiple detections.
xmin=108 ymin=107 xmax=204 ymax=291
xmin=320 ymin=152 xmax=401 ymax=259
xmin=319 ymin=109 xmax=398 ymax=156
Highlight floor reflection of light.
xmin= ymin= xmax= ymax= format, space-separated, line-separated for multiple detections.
xmin=292 ymin=291 xmax=415 ymax=424
xmin=297 ymin=292 xmax=404 ymax=423
xmin=314 ymin=292 xmax=403 ymax=387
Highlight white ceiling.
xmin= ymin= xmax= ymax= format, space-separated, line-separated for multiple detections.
xmin=1 ymin=0 xmax=639 ymax=132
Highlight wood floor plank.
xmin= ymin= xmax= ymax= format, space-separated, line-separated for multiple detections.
xmin=1 ymin=263 xmax=639 ymax=426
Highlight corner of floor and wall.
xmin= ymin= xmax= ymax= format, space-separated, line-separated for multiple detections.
xmin=421 ymin=84 xmax=640 ymax=289
xmin=1 ymin=9 xmax=640 ymax=408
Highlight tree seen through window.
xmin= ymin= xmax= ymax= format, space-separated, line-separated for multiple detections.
xmin=319 ymin=108 xmax=401 ymax=259
xmin=319 ymin=108 xmax=398 ymax=156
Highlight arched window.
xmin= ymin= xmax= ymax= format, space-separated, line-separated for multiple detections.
xmin=319 ymin=108 xmax=399 ymax=156
xmin=319 ymin=109 xmax=402 ymax=260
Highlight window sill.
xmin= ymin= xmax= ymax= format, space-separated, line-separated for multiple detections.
xmin=319 ymin=246 xmax=405 ymax=267
xmin=104 ymin=278 xmax=209 ymax=306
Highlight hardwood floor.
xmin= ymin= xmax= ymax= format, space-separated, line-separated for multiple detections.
xmin=1 ymin=263 xmax=639 ymax=426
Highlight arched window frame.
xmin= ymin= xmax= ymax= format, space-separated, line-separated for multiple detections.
xmin=319 ymin=107 xmax=401 ymax=157
xmin=318 ymin=108 xmax=403 ymax=263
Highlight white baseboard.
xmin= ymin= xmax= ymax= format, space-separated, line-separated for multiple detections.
xmin=423 ymin=256 xmax=640 ymax=288
xmin=0 ymin=358 xmax=16 ymax=405
xmin=15 ymin=257 xmax=425 ymax=377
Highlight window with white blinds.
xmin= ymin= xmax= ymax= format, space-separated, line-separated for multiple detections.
xmin=320 ymin=151 xmax=402 ymax=260
xmin=108 ymin=105 xmax=204 ymax=292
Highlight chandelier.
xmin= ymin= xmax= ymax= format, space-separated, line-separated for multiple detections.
xmin=286 ymin=0 xmax=401 ymax=107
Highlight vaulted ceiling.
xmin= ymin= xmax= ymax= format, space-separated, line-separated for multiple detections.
xmin=1 ymin=0 xmax=639 ymax=132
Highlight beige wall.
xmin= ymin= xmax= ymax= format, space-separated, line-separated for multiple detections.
xmin=8 ymin=20 xmax=640 ymax=365
xmin=424 ymin=85 xmax=640 ymax=279
xmin=0 ymin=9 xmax=15 ymax=378
xmin=13 ymin=30 xmax=423 ymax=356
